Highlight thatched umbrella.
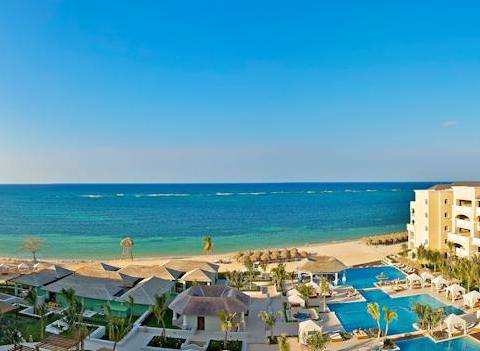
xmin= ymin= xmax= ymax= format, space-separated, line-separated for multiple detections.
xmin=253 ymin=251 xmax=262 ymax=261
xmin=260 ymin=252 xmax=270 ymax=262
xmin=289 ymin=248 xmax=299 ymax=258
xmin=234 ymin=252 xmax=244 ymax=261
xmin=280 ymin=249 xmax=290 ymax=260
xmin=299 ymin=250 xmax=309 ymax=258
xmin=270 ymin=251 xmax=280 ymax=261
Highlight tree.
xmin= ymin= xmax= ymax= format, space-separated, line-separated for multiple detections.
xmin=244 ymin=258 xmax=255 ymax=290
xmin=111 ymin=316 xmax=129 ymax=351
xmin=127 ymin=295 xmax=135 ymax=325
xmin=218 ymin=310 xmax=238 ymax=350
xmin=306 ymin=331 xmax=330 ymax=351
xmin=25 ymin=289 xmax=38 ymax=314
xmin=382 ymin=306 xmax=397 ymax=339
xmin=37 ymin=303 xmax=49 ymax=340
xmin=297 ymin=284 xmax=315 ymax=308
xmin=399 ymin=243 xmax=409 ymax=258
xmin=278 ymin=334 xmax=290 ymax=351
xmin=152 ymin=294 xmax=168 ymax=340
xmin=202 ymin=236 xmax=213 ymax=255
xmin=367 ymin=302 xmax=382 ymax=339
xmin=226 ymin=270 xmax=246 ymax=290
xmin=258 ymin=310 xmax=280 ymax=343
xmin=319 ymin=277 xmax=330 ymax=313
xmin=3 ymin=325 xmax=22 ymax=349
xmin=22 ymin=236 xmax=42 ymax=263
xmin=271 ymin=264 xmax=287 ymax=290
xmin=412 ymin=302 xmax=431 ymax=330
xmin=120 ymin=237 xmax=134 ymax=260
xmin=259 ymin=261 xmax=268 ymax=278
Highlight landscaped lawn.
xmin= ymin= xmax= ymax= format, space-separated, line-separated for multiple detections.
xmin=148 ymin=336 xmax=186 ymax=349
xmin=207 ymin=340 xmax=242 ymax=351
xmin=0 ymin=312 xmax=61 ymax=343
xmin=142 ymin=309 xmax=178 ymax=329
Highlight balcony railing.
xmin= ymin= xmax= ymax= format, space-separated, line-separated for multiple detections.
xmin=454 ymin=205 xmax=474 ymax=218
xmin=447 ymin=232 xmax=471 ymax=248
xmin=456 ymin=219 xmax=473 ymax=231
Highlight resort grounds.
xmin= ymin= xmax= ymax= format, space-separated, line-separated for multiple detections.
xmin=3 ymin=237 xmax=480 ymax=351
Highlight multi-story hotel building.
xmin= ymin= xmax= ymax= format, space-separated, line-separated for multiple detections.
xmin=407 ymin=182 xmax=480 ymax=257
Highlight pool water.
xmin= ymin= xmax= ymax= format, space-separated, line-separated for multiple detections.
xmin=329 ymin=289 xmax=464 ymax=335
xmin=340 ymin=266 xmax=406 ymax=289
xmin=396 ymin=336 xmax=480 ymax=350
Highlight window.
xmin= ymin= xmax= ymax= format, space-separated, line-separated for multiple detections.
xmin=444 ymin=212 xmax=448 ymax=218
xmin=444 ymin=199 xmax=449 ymax=205
xmin=425 ymin=213 xmax=428 ymax=218
xmin=425 ymin=226 xmax=428 ymax=231
xmin=444 ymin=226 xmax=449 ymax=231
xmin=425 ymin=199 xmax=428 ymax=205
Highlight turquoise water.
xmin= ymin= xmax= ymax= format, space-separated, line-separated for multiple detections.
xmin=329 ymin=289 xmax=464 ymax=335
xmin=341 ymin=266 xmax=406 ymax=289
xmin=0 ymin=182 xmax=432 ymax=259
xmin=397 ymin=336 xmax=480 ymax=350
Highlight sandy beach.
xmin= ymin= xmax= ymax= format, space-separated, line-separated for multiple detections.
xmin=0 ymin=239 xmax=401 ymax=272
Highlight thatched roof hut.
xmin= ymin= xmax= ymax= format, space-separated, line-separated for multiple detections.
xmin=298 ymin=256 xmax=348 ymax=274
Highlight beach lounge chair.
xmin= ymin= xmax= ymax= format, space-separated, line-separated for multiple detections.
xmin=329 ymin=332 xmax=343 ymax=342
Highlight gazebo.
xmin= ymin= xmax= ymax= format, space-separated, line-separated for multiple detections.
xmin=445 ymin=283 xmax=466 ymax=302
xmin=443 ymin=313 xmax=467 ymax=337
xmin=420 ymin=271 xmax=434 ymax=286
xmin=287 ymin=293 xmax=305 ymax=307
xmin=406 ymin=273 xmax=422 ymax=288
xmin=298 ymin=320 xmax=322 ymax=345
xmin=432 ymin=275 xmax=448 ymax=291
xmin=297 ymin=256 xmax=348 ymax=285
xmin=464 ymin=290 xmax=480 ymax=309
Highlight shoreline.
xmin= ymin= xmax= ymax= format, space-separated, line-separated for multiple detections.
xmin=0 ymin=234 xmax=404 ymax=271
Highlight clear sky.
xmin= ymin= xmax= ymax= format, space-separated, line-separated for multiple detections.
xmin=0 ymin=1 xmax=479 ymax=183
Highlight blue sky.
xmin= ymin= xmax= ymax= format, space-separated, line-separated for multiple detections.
xmin=0 ymin=1 xmax=479 ymax=183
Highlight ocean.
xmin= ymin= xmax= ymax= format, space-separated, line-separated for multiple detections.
xmin=0 ymin=182 xmax=433 ymax=259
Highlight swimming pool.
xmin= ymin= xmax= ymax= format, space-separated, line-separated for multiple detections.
xmin=396 ymin=336 xmax=480 ymax=350
xmin=340 ymin=266 xmax=406 ymax=289
xmin=329 ymin=289 xmax=464 ymax=335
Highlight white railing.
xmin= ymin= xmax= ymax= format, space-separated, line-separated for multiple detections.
xmin=454 ymin=205 xmax=473 ymax=218
xmin=447 ymin=232 xmax=471 ymax=247
xmin=456 ymin=219 xmax=473 ymax=230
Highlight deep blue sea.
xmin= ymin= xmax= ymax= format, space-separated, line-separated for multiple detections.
xmin=0 ymin=182 xmax=434 ymax=259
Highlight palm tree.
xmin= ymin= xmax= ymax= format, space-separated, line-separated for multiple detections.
xmin=22 ymin=236 xmax=42 ymax=263
xmin=382 ymin=307 xmax=398 ymax=339
xmin=412 ymin=303 xmax=431 ymax=331
xmin=297 ymin=284 xmax=315 ymax=308
xmin=258 ymin=311 xmax=280 ymax=343
xmin=127 ymin=295 xmax=135 ymax=325
xmin=37 ymin=303 xmax=49 ymax=340
xmin=367 ymin=302 xmax=381 ymax=339
xmin=271 ymin=263 xmax=287 ymax=290
xmin=306 ymin=331 xmax=330 ymax=351
xmin=244 ymin=258 xmax=255 ymax=290
xmin=61 ymin=287 xmax=79 ymax=328
xmin=202 ymin=236 xmax=213 ymax=255
xmin=120 ymin=237 xmax=134 ymax=260
xmin=226 ymin=270 xmax=246 ymax=290
xmin=218 ymin=310 xmax=238 ymax=350
xmin=103 ymin=304 xmax=115 ymax=340
xmin=259 ymin=261 xmax=268 ymax=278
xmin=426 ymin=309 xmax=444 ymax=336
xmin=111 ymin=316 xmax=129 ymax=351
xmin=278 ymin=334 xmax=290 ymax=351
xmin=3 ymin=325 xmax=22 ymax=350
xmin=152 ymin=294 xmax=168 ymax=340
xmin=25 ymin=289 xmax=38 ymax=314
xmin=319 ymin=278 xmax=330 ymax=312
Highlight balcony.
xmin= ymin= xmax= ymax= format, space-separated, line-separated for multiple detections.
xmin=472 ymin=237 xmax=480 ymax=247
xmin=406 ymin=223 xmax=414 ymax=233
xmin=454 ymin=205 xmax=474 ymax=218
xmin=447 ymin=232 xmax=471 ymax=248
xmin=456 ymin=219 xmax=473 ymax=231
